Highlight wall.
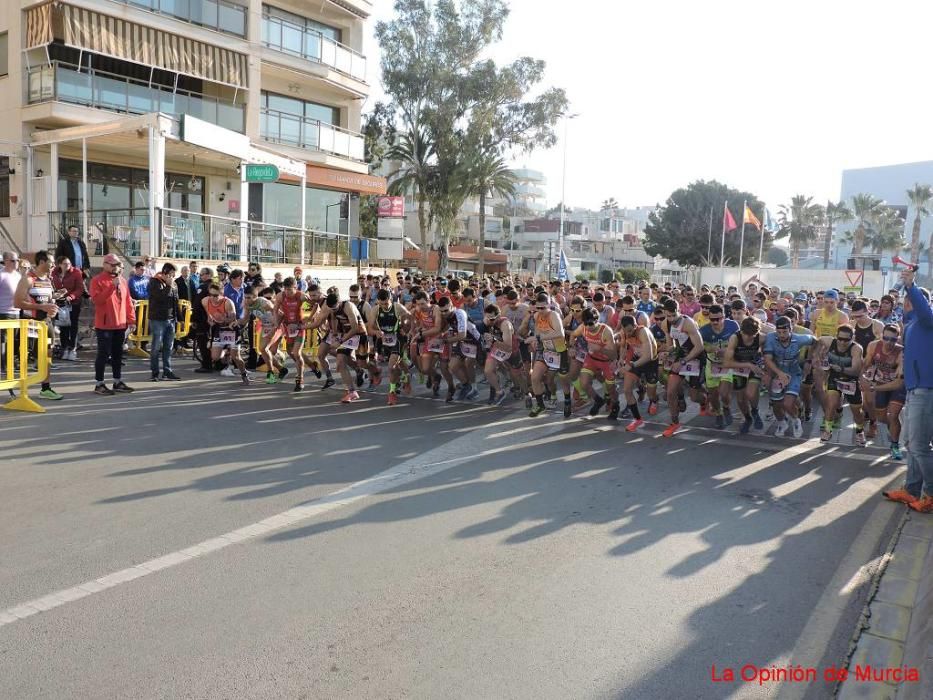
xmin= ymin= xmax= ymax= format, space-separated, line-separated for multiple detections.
xmin=697 ymin=266 xmax=887 ymax=297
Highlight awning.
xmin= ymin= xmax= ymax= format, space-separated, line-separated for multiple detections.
xmin=25 ymin=2 xmax=248 ymax=88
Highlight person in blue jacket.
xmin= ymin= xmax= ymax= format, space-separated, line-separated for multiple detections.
xmin=883 ymin=267 xmax=933 ymax=513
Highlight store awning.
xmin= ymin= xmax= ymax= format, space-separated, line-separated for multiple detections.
xmin=25 ymin=2 xmax=248 ymax=88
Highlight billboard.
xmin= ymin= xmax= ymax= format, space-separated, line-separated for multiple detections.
xmin=377 ymin=196 xmax=405 ymax=218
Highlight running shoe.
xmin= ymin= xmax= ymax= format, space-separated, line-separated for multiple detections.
xmin=387 ymin=391 xmax=398 ymax=406
xmin=322 ymin=376 xmax=335 ymax=391
xmin=488 ymin=388 xmax=497 ymax=405
xmin=356 ymin=370 xmax=365 ymax=387
xmin=804 ymin=408 xmax=812 ymax=422
xmin=792 ymin=418 xmax=803 ymax=438
xmin=563 ymin=398 xmax=572 ymax=418
xmin=607 ymin=404 xmax=620 ymax=421
xmin=619 ymin=407 xmax=632 ymax=419
xmin=714 ymin=414 xmax=724 ymax=429
xmin=341 ymin=390 xmax=359 ymax=403
xmin=866 ymin=422 xmax=878 ymax=440
xmin=662 ymin=422 xmax=680 ymax=438
xmin=647 ymin=401 xmax=658 ymax=416
xmin=589 ymin=394 xmax=606 ymax=417
xmin=572 ymin=396 xmax=589 ymax=412
xmin=113 ymin=382 xmax=134 ymax=393
xmin=293 ymin=381 xmax=303 ymax=392
xmin=495 ymin=391 xmax=508 ymax=407
xmin=94 ymin=384 xmax=115 ymax=396
xmin=752 ymin=411 xmax=764 ymax=430
xmin=699 ymin=403 xmax=712 ymax=417
xmin=403 ymin=378 xmax=413 ymax=395
xmin=525 ymin=394 xmax=533 ymax=409
xmin=820 ymin=426 xmax=832 ymax=442
xmin=882 ymin=489 xmax=917 ymax=505
xmin=626 ymin=418 xmax=644 ymax=433
xmin=278 ymin=366 xmax=289 ymax=380
xmin=466 ymin=387 xmax=479 ymax=401
xmin=446 ymin=389 xmax=455 ymax=403
xmin=723 ymin=411 xmax=733 ymax=427
xmin=740 ymin=416 xmax=752 ymax=435
xmin=890 ymin=444 xmax=903 ymax=461
xmin=39 ymin=388 xmax=63 ymax=400
xmin=311 ymin=366 xmax=322 ymax=379
xmin=909 ymin=495 xmax=933 ymax=513
xmin=528 ymin=403 xmax=546 ymax=418
xmin=162 ymin=372 xmax=181 ymax=381
xmin=220 ymin=367 xmax=235 ymax=377
xmin=456 ymin=384 xmax=471 ymax=401
xmin=150 ymin=374 xmax=160 ymax=382
xmin=265 ymin=373 xmax=277 ymax=385
xmin=854 ymin=431 xmax=866 ymax=447
xmin=775 ymin=421 xmax=789 ymax=437
xmin=241 ymin=372 xmax=251 ymax=386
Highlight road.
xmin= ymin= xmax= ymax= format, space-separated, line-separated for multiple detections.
xmin=0 ymin=356 xmax=907 ymax=699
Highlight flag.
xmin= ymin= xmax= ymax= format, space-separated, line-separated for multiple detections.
xmin=744 ymin=205 xmax=762 ymax=230
xmin=764 ymin=207 xmax=776 ymax=231
xmin=724 ymin=206 xmax=738 ymax=232
xmin=557 ymin=248 xmax=569 ymax=282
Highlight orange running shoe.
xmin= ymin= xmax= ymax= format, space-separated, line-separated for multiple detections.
xmin=626 ymin=418 xmax=645 ymax=433
xmin=909 ymin=495 xmax=933 ymax=513
xmin=341 ymin=390 xmax=360 ymax=403
xmin=647 ymin=401 xmax=658 ymax=416
xmin=698 ymin=404 xmax=712 ymax=417
xmin=387 ymin=391 xmax=398 ymax=406
xmin=662 ymin=422 xmax=681 ymax=438
xmin=883 ymin=489 xmax=918 ymax=505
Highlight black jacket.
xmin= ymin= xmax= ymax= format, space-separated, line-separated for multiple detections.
xmin=147 ymin=276 xmax=179 ymax=322
xmin=192 ymin=281 xmax=211 ymax=324
xmin=54 ymin=236 xmax=91 ymax=274
xmin=175 ymin=275 xmax=191 ymax=302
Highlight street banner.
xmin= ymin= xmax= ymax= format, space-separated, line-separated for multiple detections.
xmin=557 ymin=248 xmax=569 ymax=281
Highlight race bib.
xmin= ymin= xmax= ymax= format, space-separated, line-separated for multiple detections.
xmin=862 ymin=367 xmax=876 ymax=382
xmin=460 ymin=342 xmax=477 ymax=358
xmin=770 ymin=377 xmax=786 ymax=394
xmin=382 ymin=332 xmax=397 ymax=347
xmin=679 ymin=359 xmax=700 ymax=377
xmin=836 ymin=379 xmax=857 ymax=396
xmin=427 ymin=338 xmax=444 ymax=353
xmin=574 ymin=348 xmax=587 ymax=363
xmin=670 ymin=329 xmax=689 ymax=344
xmin=219 ymin=330 xmax=237 ymax=346
xmin=325 ymin=333 xmax=338 ymax=346
xmin=732 ymin=367 xmax=751 ymax=378
xmin=482 ymin=333 xmax=494 ymax=349
xmin=543 ymin=350 xmax=561 ymax=370
xmin=286 ymin=324 xmax=301 ymax=338
xmin=340 ymin=335 xmax=361 ymax=350
xmin=492 ymin=348 xmax=511 ymax=362
xmin=27 ymin=324 xmax=40 ymax=339
xmin=710 ymin=363 xmax=731 ymax=377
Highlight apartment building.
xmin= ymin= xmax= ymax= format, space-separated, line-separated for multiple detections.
xmin=0 ymin=0 xmax=384 ymax=262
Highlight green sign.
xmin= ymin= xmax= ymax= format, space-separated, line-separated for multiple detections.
xmin=244 ymin=164 xmax=279 ymax=182
xmin=843 ymin=286 xmax=862 ymax=293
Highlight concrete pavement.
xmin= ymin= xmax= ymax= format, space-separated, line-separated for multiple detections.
xmin=0 ymin=356 xmax=913 ymax=698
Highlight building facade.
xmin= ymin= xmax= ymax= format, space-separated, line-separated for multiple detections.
xmin=0 ymin=0 xmax=383 ymax=262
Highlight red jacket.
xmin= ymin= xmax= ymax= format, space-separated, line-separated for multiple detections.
xmin=90 ymin=271 xmax=136 ymax=330
xmin=52 ymin=267 xmax=84 ymax=304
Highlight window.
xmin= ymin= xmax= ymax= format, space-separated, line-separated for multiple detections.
xmin=0 ymin=32 xmax=8 ymax=78
xmin=0 ymin=157 xmax=9 ymax=218
xmin=260 ymin=91 xmax=339 ymax=125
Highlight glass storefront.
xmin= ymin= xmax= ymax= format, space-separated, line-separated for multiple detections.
xmin=263 ymin=182 xmax=346 ymax=232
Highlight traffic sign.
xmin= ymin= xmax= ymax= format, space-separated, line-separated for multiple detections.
xmin=244 ymin=164 xmax=279 ymax=182
xmin=844 ymin=270 xmax=864 ymax=287
xmin=843 ymin=286 xmax=862 ymax=293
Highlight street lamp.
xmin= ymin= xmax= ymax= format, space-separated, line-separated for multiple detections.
xmin=558 ymin=113 xmax=580 ymax=278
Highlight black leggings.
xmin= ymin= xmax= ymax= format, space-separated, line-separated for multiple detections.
xmin=95 ymin=328 xmax=126 ymax=382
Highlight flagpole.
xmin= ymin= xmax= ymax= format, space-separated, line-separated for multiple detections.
xmin=706 ymin=205 xmax=714 ymax=264
xmin=757 ymin=205 xmax=766 ymax=273
xmin=737 ymin=199 xmax=748 ymax=285
xmin=719 ymin=201 xmax=728 ymax=286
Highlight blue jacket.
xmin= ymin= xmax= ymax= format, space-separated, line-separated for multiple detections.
xmin=903 ymin=284 xmax=933 ymax=390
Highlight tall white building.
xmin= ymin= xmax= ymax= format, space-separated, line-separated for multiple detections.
xmin=0 ymin=0 xmax=385 ymax=261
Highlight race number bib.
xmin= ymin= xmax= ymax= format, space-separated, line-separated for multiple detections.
xmin=492 ymin=347 xmax=511 ymax=362
xmin=459 ymin=342 xmax=477 ymax=359
xmin=325 ymin=333 xmax=338 ymax=346
xmin=574 ymin=348 xmax=587 ymax=363
xmin=835 ymin=380 xmax=857 ymax=396
xmin=427 ymin=338 xmax=444 ymax=353
xmin=219 ymin=330 xmax=237 ymax=346
xmin=679 ymin=359 xmax=700 ymax=377
xmin=670 ymin=329 xmax=689 ymax=345
xmin=862 ymin=367 xmax=876 ymax=382
xmin=710 ymin=363 xmax=731 ymax=377
xmin=770 ymin=377 xmax=786 ymax=394
xmin=286 ymin=324 xmax=301 ymax=338
xmin=732 ymin=367 xmax=751 ymax=378
xmin=340 ymin=335 xmax=361 ymax=350
xmin=382 ymin=332 xmax=397 ymax=347
xmin=543 ymin=350 xmax=561 ymax=370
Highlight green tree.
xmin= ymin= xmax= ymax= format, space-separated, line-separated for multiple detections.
xmin=643 ymin=180 xmax=767 ymax=267
xmin=845 ymin=193 xmax=885 ymax=257
xmin=462 ymin=152 xmax=516 ymax=275
xmin=906 ymin=183 xmax=933 ymax=266
xmin=866 ymin=209 xmax=906 ymax=256
xmin=776 ymin=195 xmax=824 ymax=268
xmin=823 ymin=200 xmax=853 ymax=269
xmin=766 ymin=246 xmax=789 ymax=267
xmin=387 ymin=127 xmax=436 ymax=271
xmin=360 ymin=102 xmax=398 ymax=239
xmin=616 ymin=267 xmax=650 ymax=284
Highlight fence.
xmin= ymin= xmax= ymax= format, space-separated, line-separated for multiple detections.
xmin=1 ymin=319 xmax=50 ymax=414
xmin=126 ymin=299 xmax=192 ymax=358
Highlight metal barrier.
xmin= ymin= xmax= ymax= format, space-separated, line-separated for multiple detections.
xmin=126 ymin=301 xmax=151 ymax=358
xmin=1 ymin=320 xmax=50 ymax=414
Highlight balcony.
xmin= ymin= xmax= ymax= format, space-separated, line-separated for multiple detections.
xmin=113 ymin=0 xmax=248 ymax=38
xmin=260 ymin=107 xmax=364 ymax=162
xmin=25 ymin=62 xmax=245 ymax=133
xmin=513 ymin=183 xmax=546 ymax=198
xmin=511 ymin=168 xmax=547 ymax=185
xmin=261 ymin=13 xmax=366 ymax=83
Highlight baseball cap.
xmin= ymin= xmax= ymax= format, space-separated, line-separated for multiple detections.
xmin=823 ymin=289 xmax=839 ymax=300
xmin=795 ymin=293 xmax=807 ymax=302
xmin=103 ymin=253 xmax=122 ymax=265
xmin=775 ymin=316 xmax=791 ymax=329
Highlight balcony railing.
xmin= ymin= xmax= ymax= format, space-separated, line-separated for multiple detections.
xmin=48 ymin=209 xmax=361 ymax=266
xmin=115 ymin=0 xmax=247 ymax=37
xmin=261 ymin=14 xmax=366 ymax=83
xmin=260 ymin=108 xmax=365 ymax=162
xmin=26 ymin=62 xmax=245 ymax=133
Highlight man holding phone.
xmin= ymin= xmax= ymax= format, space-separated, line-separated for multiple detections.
xmin=90 ymin=253 xmax=136 ymax=395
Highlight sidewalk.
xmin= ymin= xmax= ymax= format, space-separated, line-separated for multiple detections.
xmin=838 ymin=510 xmax=933 ymax=700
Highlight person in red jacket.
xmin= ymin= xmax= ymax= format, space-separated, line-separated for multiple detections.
xmin=52 ymin=255 xmax=84 ymax=360
xmin=90 ymin=254 xmax=136 ymax=395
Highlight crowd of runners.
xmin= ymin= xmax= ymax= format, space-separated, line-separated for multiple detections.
xmin=127 ymin=264 xmax=922 ymax=461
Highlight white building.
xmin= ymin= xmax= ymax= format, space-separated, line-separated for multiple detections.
xmin=0 ymin=0 xmax=385 ymax=262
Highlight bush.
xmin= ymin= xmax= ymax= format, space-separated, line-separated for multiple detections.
xmin=616 ymin=267 xmax=651 ymax=284
xmin=598 ymin=269 xmax=615 ymax=283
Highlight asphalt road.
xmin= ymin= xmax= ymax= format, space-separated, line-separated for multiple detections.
xmin=0 ymin=356 xmax=908 ymax=699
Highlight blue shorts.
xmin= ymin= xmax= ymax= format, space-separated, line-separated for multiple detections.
xmin=875 ymin=388 xmax=907 ymax=409
xmin=769 ymin=374 xmax=802 ymax=401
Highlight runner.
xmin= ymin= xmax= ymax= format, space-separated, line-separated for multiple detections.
xmin=310 ymin=291 xmax=366 ymax=403
xmin=528 ymin=292 xmax=570 ymax=418
xmin=763 ymin=316 xmax=817 ymax=437
xmin=13 ymin=251 xmax=63 ymax=399
xmin=483 ymin=303 xmax=522 ymax=406
xmin=699 ymin=304 xmax=740 ymax=429
xmin=724 ymin=316 xmax=766 ymax=434
xmin=849 ymin=300 xmax=883 ymax=438
xmin=367 ymin=288 xmax=412 ymax=405
xmin=863 ymin=325 xmax=906 ymax=459
xmin=619 ymin=314 xmax=659 ymax=432
xmin=815 ymin=323 xmax=866 ymax=444
xmin=568 ymin=307 xmax=619 ymax=420
xmin=437 ymin=296 xmax=481 ymax=401
xmin=246 ymin=286 xmax=285 ymax=384
xmin=272 ymin=277 xmax=309 ymax=391
xmin=661 ymin=297 xmax=706 ymax=437
xmin=203 ymin=282 xmax=249 ymax=385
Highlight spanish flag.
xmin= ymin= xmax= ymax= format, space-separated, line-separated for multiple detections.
xmin=744 ymin=205 xmax=762 ymax=230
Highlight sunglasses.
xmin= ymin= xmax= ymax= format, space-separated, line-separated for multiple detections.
xmin=570 ymin=307 xmax=583 ymax=312
xmin=709 ymin=316 xmax=724 ymax=322
xmin=836 ymin=335 xmax=852 ymax=342
xmin=535 ymin=306 xmax=549 ymax=311
xmin=883 ymin=335 xmax=898 ymax=342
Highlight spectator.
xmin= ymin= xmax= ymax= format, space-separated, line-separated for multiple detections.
xmin=0 ymin=251 xmax=21 ymax=322
xmin=269 ymin=272 xmax=284 ymax=295
xmin=293 ymin=267 xmax=308 ymax=291
xmin=224 ymin=269 xmax=246 ymax=319
xmin=51 ymin=255 xmax=84 ymax=360
xmin=884 ymin=267 xmax=933 ymax=513
xmin=244 ymin=262 xmax=265 ymax=292
xmin=14 ymin=251 xmax=63 ymax=400
xmin=148 ymin=262 xmax=181 ymax=381
xmin=90 ymin=254 xmax=136 ymax=395
xmin=187 ymin=261 xmax=199 ymax=297
xmin=142 ymin=256 xmax=158 ymax=277
xmin=128 ymin=261 xmax=150 ymax=300
xmin=53 ymin=225 xmax=91 ymax=282
xmin=175 ymin=265 xmax=191 ymax=303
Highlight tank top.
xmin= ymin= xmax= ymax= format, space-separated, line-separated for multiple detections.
xmin=853 ymin=321 xmax=877 ymax=353
xmin=734 ymin=333 xmax=761 ymax=365
xmin=206 ymin=297 xmax=230 ymax=325
xmin=827 ymin=339 xmax=854 ymax=371
xmin=668 ymin=316 xmax=694 ymax=353
xmin=280 ymin=293 xmax=302 ymax=324
xmin=415 ymin=307 xmax=435 ymax=331
xmin=868 ymin=342 xmax=902 ymax=383
xmin=24 ymin=272 xmax=54 ymax=321
xmin=813 ymin=309 xmax=843 ymax=338
xmin=534 ymin=310 xmax=567 ymax=352
xmin=334 ymin=302 xmax=353 ymax=334
xmin=583 ymin=323 xmax=612 ymax=361
xmin=489 ymin=317 xmax=519 ymax=354
xmin=376 ymin=304 xmax=399 ymax=333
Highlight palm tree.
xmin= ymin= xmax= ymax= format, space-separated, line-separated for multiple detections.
xmin=823 ymin=200 xmax=853 ymax=269
xmin=906 ymin=183 xmax=933 ymax=266
xmin=387 ymin=127 xmax=436 ymax=271
xmin=463 ymin=152 xmax=516 ymax=275
xmin=777 ymin=195 xmax=823 ymax=268
xmin=866 ymin=209 xmax=906 ymax=256
xmin=847 ymin=193 xmax=884 ymax=257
